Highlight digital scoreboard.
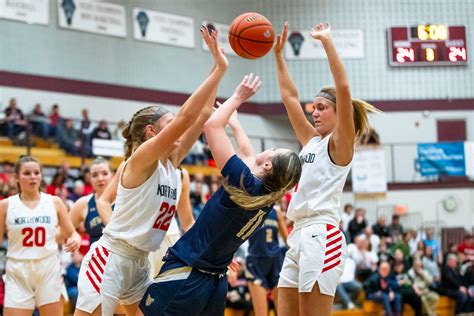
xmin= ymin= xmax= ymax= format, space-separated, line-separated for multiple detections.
xmin=388 ymin=25 xmax=468 ymax=66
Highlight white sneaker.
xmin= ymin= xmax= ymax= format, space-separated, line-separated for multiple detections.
xmin=347 ymin=302 xmax=356 ymax=310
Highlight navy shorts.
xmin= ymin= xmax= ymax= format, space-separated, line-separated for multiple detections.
xmin=139 ymin=261 xmax=228 ymax=316
xmin=245 ymin=251 xmax=284 ymax=290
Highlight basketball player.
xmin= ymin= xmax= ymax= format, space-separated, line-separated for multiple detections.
xmin=245 ymin=205 xmax=288 ymax=316
xmin=273 ymin=22 xmax=379 ymax=316
xmin=139 ymin=74 xmax=302 ymax=316
xmin=75 ymin=26 xmax=227 ymax=316
xmin=69 ymin=157 xmax=113 ymax=246
xmin=0 ymin=155 xmax=81 ymax=316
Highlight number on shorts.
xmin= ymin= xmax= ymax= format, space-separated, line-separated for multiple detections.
xmin=22 ymin=227 xmax=46 ymax=247
xmin=153 ymin=202 xmax=176 ymax=231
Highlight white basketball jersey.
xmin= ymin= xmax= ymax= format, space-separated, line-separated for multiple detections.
xmin=167 ymin=169 xmax=182 ymax=236
xmin=6 ymin=193 xmax=58 ymax=260
xmin=103 ymin=160 xmax=179 ymax=252
xmin=287 ymin=134 xmax=352 ymax=227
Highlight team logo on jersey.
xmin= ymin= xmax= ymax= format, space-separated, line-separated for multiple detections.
xmin=145 ymin=294 xmax=155 ymax=306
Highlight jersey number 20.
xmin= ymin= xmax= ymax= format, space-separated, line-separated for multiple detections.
xmin=153 ymin=202 xmax=176 ymax=231
xmin=22 ymin=227 xmax=46 ymax=247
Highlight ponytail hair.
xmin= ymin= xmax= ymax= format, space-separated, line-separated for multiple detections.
xmin=223 ymin=151 xmax=302 ymax=210
xmin=122 ymin=106 xmax=170 ymax=159
xmin=318 ymin=87 xmax=381 ymax=140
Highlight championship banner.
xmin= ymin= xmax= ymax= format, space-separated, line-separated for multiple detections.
xmin=351 ymin=146 xmax=387 ymax=195
xmin=58 ymin=0 xmax=126 ymax=38
xmin=134 ymin=8 xmax=195 ymax=48
xmin=201 ymin=20 xmax=238 ymax=56
xmin=0 ymin=0 xmax=49 ymax=25
xmin=417 ymin=142 xmax=465 ymax=176
xmin=284 ymin=29 xmax=364 ymax=60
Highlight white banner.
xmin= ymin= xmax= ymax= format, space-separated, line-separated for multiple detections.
xmin=284 ymin=29 xmax=364 ymax=60
xmin=92 ymin=138 xmax=123 ymax=157
xmin=58 ymin=0 xmax=126 ymax=38
xmin=133 ymin=8 xmax=194 ymax=48
xmin=351 ymin=146 xmax=387 ymax=194
xmin=465 ymin=142 xmax=474 ymax=179
xmin=0 ymin=0 xmax=49 ymax=25
xmin=201 ymin=21 xmax=238 ymax=56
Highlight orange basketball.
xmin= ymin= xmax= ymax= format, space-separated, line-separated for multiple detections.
xmin=228 ymin=12 xmax=275 ymax=59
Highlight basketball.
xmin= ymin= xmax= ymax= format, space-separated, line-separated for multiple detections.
xmin=228 ymin=12 xmax=275 ymax=59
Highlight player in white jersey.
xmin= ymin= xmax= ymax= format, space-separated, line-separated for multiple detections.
xmin=148 ymin=167 xmax=194 ymax=278
xmin=74 ymin=26 xmax=228 ymax=316
xmin=273 ymin=22 xmax=380 ymax=316
xmin=0 ymin=155 xmax=81 ymax=316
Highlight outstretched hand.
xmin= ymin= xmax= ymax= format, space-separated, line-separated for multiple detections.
xmin=310 ymin=22 xmax=331 ymax=41
xmin=201 ymin=25 xmax=228 ymax=70
xmin=274 ymin=22 xmax=289 ymax=55
xmin=232 ymin=73 xmax=262 ymax=103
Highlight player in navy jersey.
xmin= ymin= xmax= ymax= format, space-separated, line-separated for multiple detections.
xmin=139 ymin=74 xmax=302 ymax=316
xmin=245 ymin=206 xmax=288 ymax=316
xmin=69 ymin=157 xmax=113 ymax=246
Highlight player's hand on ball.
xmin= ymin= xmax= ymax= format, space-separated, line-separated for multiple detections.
xmin=310 ymin=22 xmax=331 ymax=41
xmin=201 ymin=25 xmax=228 ymax=70
xmin=274 ymin=22 xmax=289 ymax=55
xmin=233 ymin=73 xmax=262 ymax=103
xmin=65 ymin=232 xmax=81 ymax=252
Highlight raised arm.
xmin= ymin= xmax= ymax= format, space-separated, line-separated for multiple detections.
xmin=176 ymin=168 xmax=194 ymax=232
xmin=54 ymin=196 xmax=81 ymax=252
xmin=274 ymin=22 xmax=317 ymax=146
xmin=124 ymin=26 xmax=228 ymax=184
xmin=204 ymin=74 xmax=261 ymax=170
xmin=227 ymin=108 xmax=255 ymax=167
xmin=311 ymin=23 xmax=355 ymax=165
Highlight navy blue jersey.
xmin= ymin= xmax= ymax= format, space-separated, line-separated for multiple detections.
xmin=247 ymin=208 xmax=280 ymax=258
xmin=166 ymin=155 xmax=273 ymax=273
xmin=84 ymin=195 xmax=111 ymax=244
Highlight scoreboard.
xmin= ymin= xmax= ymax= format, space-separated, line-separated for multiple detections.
xmin=388 ymin=25 xmax=468 ymax=66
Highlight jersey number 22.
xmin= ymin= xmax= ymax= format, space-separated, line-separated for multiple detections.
xmin=153 ymin=202 xmax=176 ymax=231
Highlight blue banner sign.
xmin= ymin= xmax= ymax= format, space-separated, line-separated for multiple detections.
xmin=417 ymin=142 xmax=465 ymax=176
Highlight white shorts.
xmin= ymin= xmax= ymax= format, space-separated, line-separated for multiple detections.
xmin=278 ymin=223 xmax=347 ymax=295
xmin=148 ymin=233 xmax=180 ymax=278
xmin=76 ymin=241 xmax=151 ymax=315
xmin=5 ymin=254 xmax=63 ymax=309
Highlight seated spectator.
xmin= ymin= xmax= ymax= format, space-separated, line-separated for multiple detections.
xmin=46 ymin=173 xmax=67 ymax=197
xmin=49 ymin=103 xmax=62 ymax=139
xmin=390 ymin=261 xmax=422 ymax=316
xmin=388 ymin=214 xmax=404 ymax=241
xmin=91 ymin=120 xmax=112 ymax=140
xmin=372 ymin=215 xmax=390 ymax=239
xmin=458 ymin=234 xmax=474 ymax=263
xmin=391 ymin=232 xmax=412 ymax=267
xmin=184 ymin=136 xmax=206 ymax=165
xmin=407 ymin=229 xmax=419 ymax=257
xmin=341 ymin=203 xmax=353 ymax=241
xmin=391 ymin=248 xmax=410 ymax=270
xmin=64 ymin=250 xmax=83 ymax=309
xmin=348 ymin=208 xmax=367 ymax=243
xmin=378 ymin=238 xmax=392 ymax=263
xmin=336 ymin=257 xmax=362 ymax=310
xmin=68 ymin=180 xmax=84 ymax=203
xmin=423 ymin=227 xmax=442 ymax=264
xmin=226 ymin=258 xmax=252 ymax=316
xmin=441 ymin=254 xmax=472 ymax=314
xmin=413 ymin=240 xmax=425 ymax=261
xmin=443 ymin=243 xmax=459 ymax=267
xmin=422 ymin=246 xmax=441 ymax=286
xmin=364 ymin=226 xmax=381 ymax=255
xmin=80 ymin=167 xmax=94 ymax=196
xmin=29 ymin=103 xmax=50 ymax=140
xmin=189 ymin=173 xmax=209 ymax=219
xmin=4 ymin=98 xmax=26 ymax=140
xmin=112 ymin=120 xmax=126 ymax=142
xmin=365 ymin=262 xmax=402 ymax=316
xmin=58 ymin=119 xmax=81 ymax=155
xmin=408 ymin=259 xmax=440 ymax=315
xmin=348 ymin=234 xmax=378 ymax=281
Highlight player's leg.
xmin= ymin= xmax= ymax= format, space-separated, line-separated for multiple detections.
xmin=248 ymin=282 xmax=268 ymax=316
xmin=270 ymin=287 xmax=279 ymax=313
xmin=74 ymin=306 xmax=102 ymax=316
xmin=38 ymin=301 xmax=63 ymax=316
xmin=278 ymin=287 xmax=299 ymax=316
xmin=4 ymin=308 xmax=34 ymax=316
xmin=121 ymin=302 xmax=140 ymax=316
xmin=300 ymin=282 xmax=333 ymax=316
